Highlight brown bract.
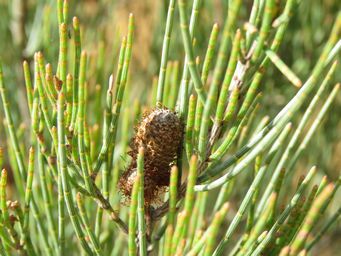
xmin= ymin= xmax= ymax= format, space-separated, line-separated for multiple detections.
xmin=119 ymin=108 xmax=183 ymax=206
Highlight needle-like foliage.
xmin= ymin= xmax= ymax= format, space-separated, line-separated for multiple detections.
xmin=0 ymin=1 xmax=340 ymax=255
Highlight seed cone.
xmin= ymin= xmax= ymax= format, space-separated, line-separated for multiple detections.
xmin=119 ymin=108 xmax=183 ymax=205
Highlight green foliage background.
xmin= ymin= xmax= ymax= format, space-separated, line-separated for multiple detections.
xmin=1 ymin=0 xmax=340 ymax=176
xmin=0 ymin=0 xmax=340 ymax=255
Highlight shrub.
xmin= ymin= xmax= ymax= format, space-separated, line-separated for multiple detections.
xmin=0 ymin=0 xmax=340 ymax=255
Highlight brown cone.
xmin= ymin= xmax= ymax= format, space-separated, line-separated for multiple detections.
xmin=119 ymin=108 xmax=183 ymax=206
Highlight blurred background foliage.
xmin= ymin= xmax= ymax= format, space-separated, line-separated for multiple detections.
xmin=1 ymin=0 xmax=340 ymax=180
xmin=0 ymin=0 xmax=340 ymax=253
